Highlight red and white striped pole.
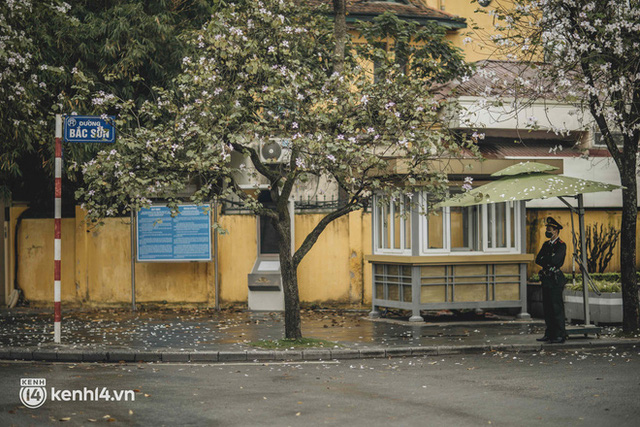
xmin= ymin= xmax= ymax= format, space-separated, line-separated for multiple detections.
xmin=54 ymin=114 xmax=62 ymax=343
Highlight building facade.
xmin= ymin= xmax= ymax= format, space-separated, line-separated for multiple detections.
xmin=4 ymin=1 xmax=638 ymax=311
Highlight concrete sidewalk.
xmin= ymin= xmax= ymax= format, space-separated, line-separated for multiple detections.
xmin=1 ymin=307 xmax=638 ymax=363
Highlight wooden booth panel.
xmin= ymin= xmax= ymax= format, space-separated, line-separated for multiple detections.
xmin=421 ymin=285 xmax=446 ymax=303
xmin=454 ymin=284 xmax=487 ymax=302
xmin=403 ymin=285 xmax=412 ymax=303
xmin=375 ymin=283 xmax=384 ymax=300
xmin=454 ymin=264 xmax=486 ymax=284
xmin=494 ymin=283 xmax=520 ymax=301
xmin=387 ymin=284 xmax=400 ymax=301
xmin=421 ymin=265 xmax=445 ymax=279
xmin=495 ymin=264 xmax=519 ymax=276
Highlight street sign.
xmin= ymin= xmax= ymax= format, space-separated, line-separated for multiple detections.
xmin=136 ymin=205 xmax=212 ymax=262
xmin=63 ymin=115 xmax=116 ymax=143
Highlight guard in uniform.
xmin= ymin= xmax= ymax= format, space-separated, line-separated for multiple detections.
xmin=535 ymin=217 xmax=567 ymax=343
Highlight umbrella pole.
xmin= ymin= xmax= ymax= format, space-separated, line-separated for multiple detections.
xmin=577 ymin=194 xmax=591 ymax=326
xmin=558 ymin=196 xmax=599 ymax=337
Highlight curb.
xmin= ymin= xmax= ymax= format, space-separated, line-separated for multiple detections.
xmin=1 ymin=341 xmax=638 ymax=364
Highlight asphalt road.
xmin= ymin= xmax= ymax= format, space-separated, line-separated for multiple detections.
xmin=1 ymin=348 xmax=638 ymax=426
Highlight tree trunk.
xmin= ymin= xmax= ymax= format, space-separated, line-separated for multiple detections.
xmin=619 ymin=163 xmax=640 ymax=332
xmin=280 ymin=243 xmax=302 ymax=340
xmin=332 ymin=0 xmax=347 ymax=75
xmin=274 ymin=208 xmax=302 ymax=339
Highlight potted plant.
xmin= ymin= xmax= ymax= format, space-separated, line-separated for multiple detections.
xmin=563 ymin=280 xmax=622 ymax=324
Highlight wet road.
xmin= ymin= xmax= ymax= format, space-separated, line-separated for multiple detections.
xmin=1 ymin=348 xmax=638 ymax=426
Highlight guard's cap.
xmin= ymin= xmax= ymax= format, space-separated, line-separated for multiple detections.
xmin=545 ymin=216 xmax=563 ymax=230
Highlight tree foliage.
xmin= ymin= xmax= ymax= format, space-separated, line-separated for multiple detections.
xmin=78 ymin=0 xmax=473 ymax=338
xmin=471 ymin=0 xmax=640 ymax=331
xmin=1 ymin=0 xmax=211 ymax=205
xmin=0 ymin=0 xmax=73 ymax=200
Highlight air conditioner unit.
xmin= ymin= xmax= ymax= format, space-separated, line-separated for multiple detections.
xmin=259 ymin=138 xmax=291 ymax=164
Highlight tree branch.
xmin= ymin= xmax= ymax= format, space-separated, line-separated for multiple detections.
xmin=580 ymin=61 xmax=623 ymax=170
xmin=332 ymin=0 xmax=347 ymax=75
xmin=230 ymin=141 xmax=280 ymax=184
xmin=292 ymin=193 xmax=364 ymax=268
xmin=229 ymin=177 xmax=278 ymax=219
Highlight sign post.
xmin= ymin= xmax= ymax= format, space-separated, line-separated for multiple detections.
xmin=54 ymin=115 xmax=62 ymax=344
xmin=55 ymin=114 xmax=116 ymax=343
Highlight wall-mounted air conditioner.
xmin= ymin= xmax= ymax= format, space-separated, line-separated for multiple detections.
xmin=259 ymin=138 xmax=291 ymax=164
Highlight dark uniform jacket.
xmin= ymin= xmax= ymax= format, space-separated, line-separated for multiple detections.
xmin=535 ymin=238 xmax=567 ymax=288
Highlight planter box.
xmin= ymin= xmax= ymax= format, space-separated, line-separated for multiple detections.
xmin=564 ymin=290 xmax=623 ymax=324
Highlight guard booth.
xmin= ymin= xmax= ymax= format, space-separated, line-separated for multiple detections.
xmin=247 ymin=190 xmax=294 ymax=311
xmin=368 ymin=161 xmax=621 ymax=326
xmin=366 ymin=191 xmax=533 ymax=322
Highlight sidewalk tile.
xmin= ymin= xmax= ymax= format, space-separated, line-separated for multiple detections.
xmin=248 ymin=351 xmax=276 ymax=361
xmin=302 ymin=349 xmax=330 ymax=360
xmin=33 ymin=350 xmax=58 ymax=361
xmin=83 ymin=351 xmax=108 ymax=362
xmin=359 ymin=348 xmax=385 ymax=359
xmin=385 ymin=348 xmax=412 ymax=357
xmin=57 ymin=350 xmax=85 ymax=362
xmin=108 ymin=351 xmax=136 ymax=363
xmin=274 ymin=350 xmax=302 ymax=361
xmin=162 ymin=352 xmax=190 ymax=362
xmin=190 ymin=352 xmax=219 ymax=362
xmin=219 ymin=351 xmax=248 ymax=362
xmin=135 ymin=351 xmax=162 ymax=362
xmin=10 ymin=348 xmax=34 ymax=360
xmin=437 ymin=346 xmax=463 ymax=355
xmin=410 ymin=347 xmax=438 ymax=356
xmin=330 ymin=349 xmax=359 ymax=359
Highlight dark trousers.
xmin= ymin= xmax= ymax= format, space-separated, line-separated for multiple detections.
xmin=542 ymin=285 xmax=566 ymax=339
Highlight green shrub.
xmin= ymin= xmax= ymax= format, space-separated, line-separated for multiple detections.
xmin=530 ymin=272 xmax=640 ymax=284
xmin=565 ymin=280 xmax=621 ymax=293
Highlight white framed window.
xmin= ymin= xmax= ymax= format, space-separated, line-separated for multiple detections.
xmin=419 ymin=193 xmax=449 ymax=254
xmin=417 ymin=193 xmax=521 ymax=255
xmin=450 ymin=205 xmax=483 ymax=252
xmin=483 ymin=201 xmax=520 ymax=252
xmin=373 ymin=195 xmax=412 ymax=255
xmin=373 ymin=192 xmax=522 ymax=255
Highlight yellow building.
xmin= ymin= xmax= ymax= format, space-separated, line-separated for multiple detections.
xmin=4 ymin=1 xmax=635 ymax=312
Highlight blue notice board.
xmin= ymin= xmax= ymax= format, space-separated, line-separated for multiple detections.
xmin=136 ymin=205 xmax=212 ymax=262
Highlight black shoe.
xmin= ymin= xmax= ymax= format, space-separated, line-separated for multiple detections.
xmin=549 ymin=337 xmax=565 ymax=344
xmin=536 ymin=336 xmax=550 ymax=342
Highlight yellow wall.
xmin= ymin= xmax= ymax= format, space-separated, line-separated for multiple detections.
xmin=440 ymin=0 xmax=502 ymax=62
xmin=12 ymin=207 xmax=372 ymax=308
xmin=419 ymin=0 xmax=514 ymax=62
xmin=526 ymin=210 xmax=640 ymax=275
xmin=15 ymin=217 xmax=76 ymax=303
xmin=11 ymin=206 xmax=637 ymax=307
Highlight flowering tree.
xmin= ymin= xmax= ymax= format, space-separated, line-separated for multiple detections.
xmin=0 ymin=0 xmax=73 ymax=200
xmin=471 ymin=0 xmax=639 ymax=332
xmin=1 ymin=0 xmax=212 ymax=209
xmin=78 ymin=0 xmax=472 ymax=339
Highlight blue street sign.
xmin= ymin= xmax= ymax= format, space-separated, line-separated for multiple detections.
xmin=63 ymin=115 xmax=116 ymax=143
xmin=136 ymin=205 xmax=212 ymax=262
